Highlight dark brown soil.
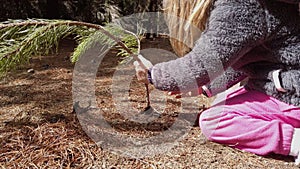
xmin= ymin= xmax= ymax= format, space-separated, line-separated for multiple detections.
xmin=0 ymin=37 xmax=297 ymax=168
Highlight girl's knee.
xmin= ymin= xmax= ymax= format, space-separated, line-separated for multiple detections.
xmin=199 ymin=106 xmax=231 ymax=140
xmin=199 ymin=108 xmax=221 ymax=140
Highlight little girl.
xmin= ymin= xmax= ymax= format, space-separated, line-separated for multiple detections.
xmin=134 ymin=0 xmax=300 ymax=164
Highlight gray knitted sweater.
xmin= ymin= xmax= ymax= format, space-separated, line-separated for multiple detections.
xmin=151 ymin=0 xmax=300 ymax=106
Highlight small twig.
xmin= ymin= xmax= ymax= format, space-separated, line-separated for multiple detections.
xmin=145 ymin=84 xmax=151 ymax=107
xmin=124 ymin=26 xmax=151 ymax=108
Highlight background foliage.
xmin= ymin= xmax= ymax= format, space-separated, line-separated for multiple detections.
xmin=0 ymin=0 xmax=162 ymax=24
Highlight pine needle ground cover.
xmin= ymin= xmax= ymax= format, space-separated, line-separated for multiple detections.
xmin=0 ymin=37 xmax=297 ymax=168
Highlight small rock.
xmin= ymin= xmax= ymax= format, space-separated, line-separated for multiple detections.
xmin=27 ymin=68 xmax=35 ymax=74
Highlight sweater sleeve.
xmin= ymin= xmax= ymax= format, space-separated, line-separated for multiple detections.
xmin=205 ymin=67 xmax=248 ymax=96
xmin=151 ymin=0 xmax=266 ymax=92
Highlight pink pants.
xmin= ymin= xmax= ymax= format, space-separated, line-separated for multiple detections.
xmin=199 ymin=87 xmax=300 ymax=156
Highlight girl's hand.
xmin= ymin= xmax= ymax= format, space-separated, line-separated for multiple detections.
xmin=167 ymin=87 xmax=203 ymax=98
xmin=133 ymin=55 xmax=153 ymax=84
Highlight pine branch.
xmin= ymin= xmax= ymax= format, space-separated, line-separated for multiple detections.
xmin=1 ymin=20 xmax=136 ymax=56
xmin=0 ymin=19 xmax=141 ymax=76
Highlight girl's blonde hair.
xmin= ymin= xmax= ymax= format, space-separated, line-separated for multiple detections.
xmin=163 ymin=0 xmax=213 ymax=56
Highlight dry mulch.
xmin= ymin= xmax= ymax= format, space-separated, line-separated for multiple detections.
xmin=0 ymin=38 xmax=297 ymax=169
